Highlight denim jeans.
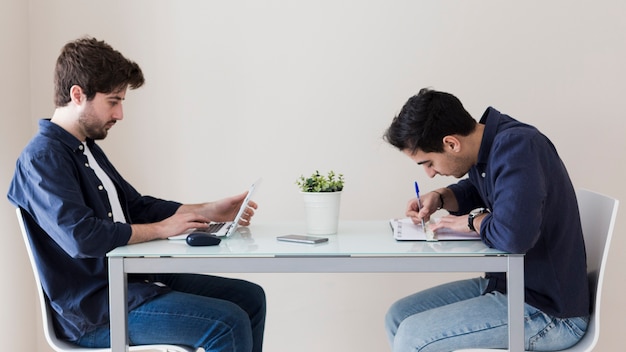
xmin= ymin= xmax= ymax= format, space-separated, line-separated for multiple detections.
xmin=385 ymin=277 xmax=588 ymax=352
xmin=75 ymin=273 xmax=266 ymax=352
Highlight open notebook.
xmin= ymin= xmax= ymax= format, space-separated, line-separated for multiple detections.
xmin=390 ymin=218 xmax=481 ymax=241
xmin=169 ymin=178 xmax=261 ymax=240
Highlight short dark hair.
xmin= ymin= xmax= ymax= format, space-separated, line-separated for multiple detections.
xmin=53 ymin=36 xmax=145 ymax=107
xmin=383 ymin=88 xmax=476 ymax=153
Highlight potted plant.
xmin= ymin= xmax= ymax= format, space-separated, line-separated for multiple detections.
xmin=296 ymin=170 xmax=344 ymax=193
xmin=296 ymin=170 xmax=345 ymax=235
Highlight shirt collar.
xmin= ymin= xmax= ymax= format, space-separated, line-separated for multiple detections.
xmin=476 ymin=106 xmax=502 ymax=166
xmin=38 ymin=119 xmax=95 ymax=154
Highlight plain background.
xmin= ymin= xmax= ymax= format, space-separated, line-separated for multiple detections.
xmin=2 ymin=1 xmax=624 ymax=351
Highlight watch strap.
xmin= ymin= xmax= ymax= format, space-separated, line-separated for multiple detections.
xmin=468 ymin=208 xmax=488 ymax=232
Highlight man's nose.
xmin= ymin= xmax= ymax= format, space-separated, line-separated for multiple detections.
xmin=112 ymin=105 xmax=124 ymax=120
xmin=423 ymin=165 xmax=437 ymax=178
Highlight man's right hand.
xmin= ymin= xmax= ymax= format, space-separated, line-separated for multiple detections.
xmin=129 ymin=212 xmax=210 ymax=244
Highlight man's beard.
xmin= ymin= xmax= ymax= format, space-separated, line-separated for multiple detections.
xmin=78 ymin=112 xmax=110 ymax=140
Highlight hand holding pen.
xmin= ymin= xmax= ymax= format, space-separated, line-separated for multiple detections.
xmin=413 ymin=181 xmax=427 ymax=230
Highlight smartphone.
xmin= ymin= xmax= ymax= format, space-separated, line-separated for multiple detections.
xmin=276 ymin=234 xmax=329 ymax=244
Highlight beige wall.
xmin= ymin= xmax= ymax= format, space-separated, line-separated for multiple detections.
xmin=2 ymin=1 xmax=624 ymax=351
xmin=0 ymin=0 xmax=38 ymax=351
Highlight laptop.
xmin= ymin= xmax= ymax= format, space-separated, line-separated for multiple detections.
xmin=169 ymin=178 xmax=261 ymax=240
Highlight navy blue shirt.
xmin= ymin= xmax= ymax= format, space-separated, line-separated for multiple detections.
xmin=7 ymin=119 xmax=179 ymax=340
xmin=448 ymin=107 xmax=589 ymax=318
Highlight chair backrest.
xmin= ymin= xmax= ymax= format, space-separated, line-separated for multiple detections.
xmin=568 ymin=189 xmax=619 ymax=351
xmin=17 ymin=208 xmax=195 ymax=352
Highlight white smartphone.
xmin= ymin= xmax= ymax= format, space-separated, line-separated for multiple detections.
xmin=276 ymin=234 xmax=329 ymax=244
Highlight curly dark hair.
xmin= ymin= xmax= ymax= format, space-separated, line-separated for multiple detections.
xmin=54 ymin=36 xmax=144 ymax=107
xmin=384 ymin=88 xmax=476 ymax=153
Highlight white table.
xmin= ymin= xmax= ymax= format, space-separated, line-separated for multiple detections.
xmin=108 ymin=221 xmax=524 ymax=351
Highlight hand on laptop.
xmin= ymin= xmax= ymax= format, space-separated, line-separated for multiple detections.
xmin=211 ymin=191 xmax=258 ymax=224
xmin=177 ymin=191 xmax=258 ymax=224
xmin=170 ymin=179 xmax=261 ymax=240
xmin=129 ymin=212 xmax=210 ymax=244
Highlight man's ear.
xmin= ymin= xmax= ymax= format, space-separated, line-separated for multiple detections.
xmin=442 ymin=135 xmax=461 ymax=152
xmin=69 ymin=85 xmax=85 ymax=105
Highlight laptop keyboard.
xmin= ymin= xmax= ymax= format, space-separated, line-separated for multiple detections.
xmin=205 ymin=222 xmax=225 ymax=232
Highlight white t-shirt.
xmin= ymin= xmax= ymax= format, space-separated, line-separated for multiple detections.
xmin=82 ymin=142 xmax=127 ymax=223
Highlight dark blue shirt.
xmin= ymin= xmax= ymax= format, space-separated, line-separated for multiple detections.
xmin=7 ymin=119 xmax=179 ymax=340
xmin=448 ymin=107 xmax=589 ymax=318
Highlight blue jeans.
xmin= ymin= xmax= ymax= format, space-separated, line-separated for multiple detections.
xmin=75 ymin=274 xmax=266 ymax=352
xmin=385 ymin=277 xmax=588 ymax=351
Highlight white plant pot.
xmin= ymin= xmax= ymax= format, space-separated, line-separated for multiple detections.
xmin=301 ymin=191 xmax=342 ymax=235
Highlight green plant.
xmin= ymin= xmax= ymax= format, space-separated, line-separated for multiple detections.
xmin=296 ymin=170 xmax=344 ymax=192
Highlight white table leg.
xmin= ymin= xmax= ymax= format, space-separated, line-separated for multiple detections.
xmin=108 ymin=257 xmax=128 ymax=352
xmin=507 ymin=255 xmax=525 ymax=352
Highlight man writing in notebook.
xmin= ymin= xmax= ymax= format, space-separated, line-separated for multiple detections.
xmin=7 ymin=36 xmax=266 ymax=351
xmin=383 ymin=88 xmax=588 ymax=351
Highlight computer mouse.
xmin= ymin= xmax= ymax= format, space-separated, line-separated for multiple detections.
xmin=186 ymin=232 xmax=222 ymax=246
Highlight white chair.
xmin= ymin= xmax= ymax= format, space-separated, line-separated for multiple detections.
xmin=454 ymin=189 xmax=619 ymax=352
xmin=17 ymin=208 xmax=196 ymax=352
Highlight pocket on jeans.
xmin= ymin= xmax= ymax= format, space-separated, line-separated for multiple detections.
xmin=527 ymin=309 xmax=589 ymax=350
xmin=562 ymin=316 xmax=589 ymax=338
xmin=526 ymin=308 xmax=555 ymax=340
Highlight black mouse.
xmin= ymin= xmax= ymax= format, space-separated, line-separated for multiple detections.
xmin=186 ymin=232 xmax=222 ymax=246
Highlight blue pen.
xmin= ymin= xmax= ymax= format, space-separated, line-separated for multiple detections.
xmin=414 ymin=181 xmax=427 ymax=230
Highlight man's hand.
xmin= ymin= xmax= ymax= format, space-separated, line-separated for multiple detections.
xmin=406 ymin=191 xmax=440 ymax=224
xmin=129 ymin=212 xmax=210 ymax=244
xmin=208 ymin=191 xmax=258 ymax=225
xmin=429 ymin=214 xmax=476 ymax=234
xmin=177 ymin=190 xmax=258 ymax=225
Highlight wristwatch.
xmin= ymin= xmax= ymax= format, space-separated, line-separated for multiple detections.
xmin=468 ymin=208 xmax=490 ymax=232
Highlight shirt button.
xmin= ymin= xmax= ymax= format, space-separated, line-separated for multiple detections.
xmin=108 ymin=212 xmax=113 ymax=218
xmin=79 ymin=145 xmax=84 ymax=150
xmin=481 ymin=172 xmax=486 ymax=178
xmin=85 ymin=163 xmax=89 ymax=167
xmin=98 ymin=185 xmax=104 ymax=191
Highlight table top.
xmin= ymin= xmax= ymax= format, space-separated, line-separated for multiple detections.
xmin=108 ymin=221 xmax=507 ymax=258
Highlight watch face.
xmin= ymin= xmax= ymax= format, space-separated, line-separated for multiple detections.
xmin=468 ymin=208 xmax=487 ymax=232
xmin=470 ymin=208 xmax=485 ymax=217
